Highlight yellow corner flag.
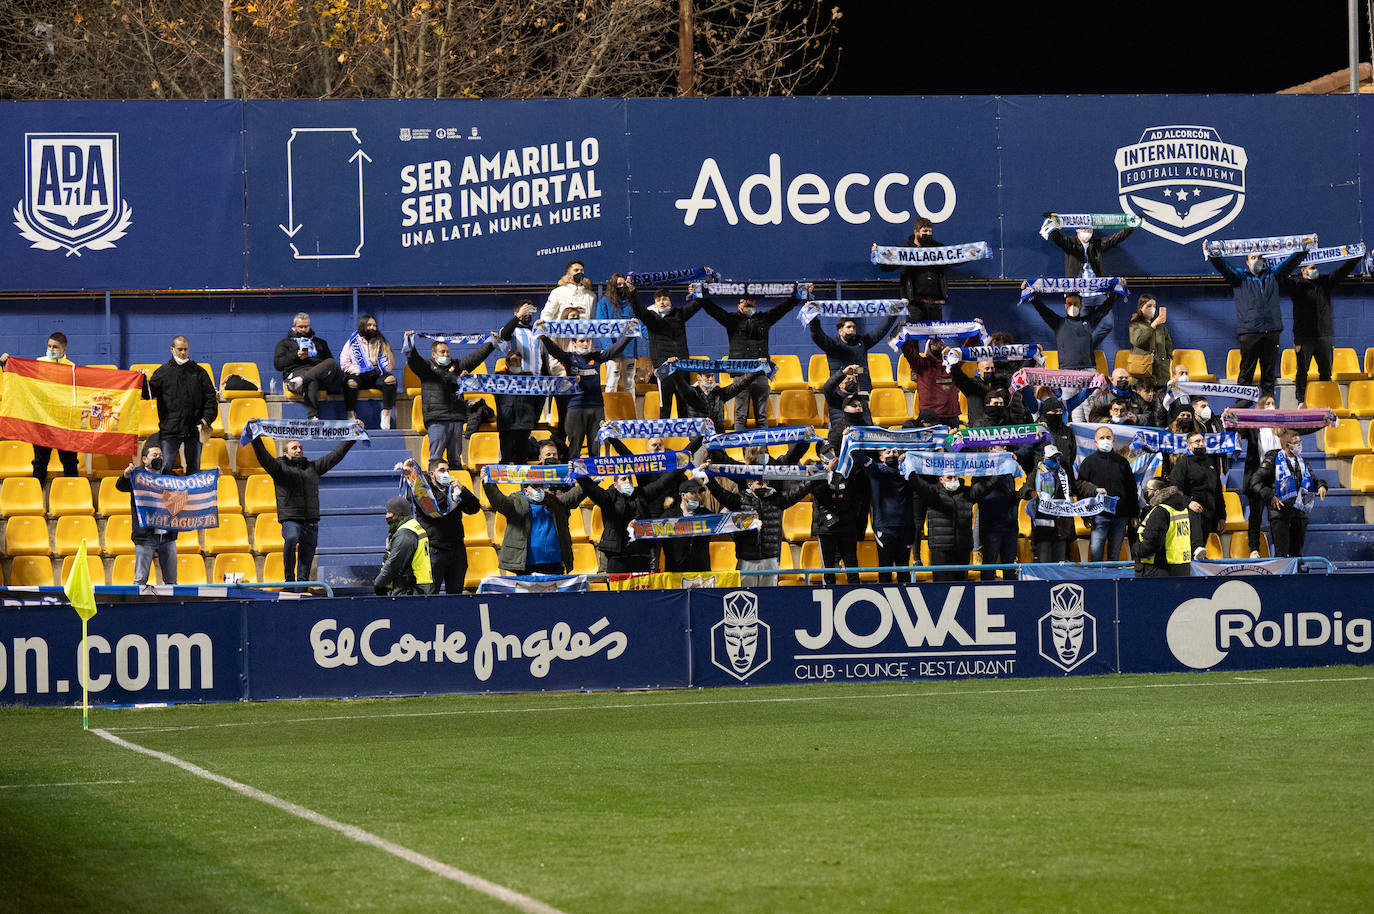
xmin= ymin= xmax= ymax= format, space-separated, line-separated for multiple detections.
xmin=63 ymin=538 xmax=98 ymax=728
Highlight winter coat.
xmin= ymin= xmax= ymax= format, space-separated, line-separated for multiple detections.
xmin=878 ymin=232 xmax=950 ymax=306
xmin=1047 ymin=226 xmax=1134 ymax=277
xmin=1209 ymin=252 xmax=1305 ymax=335
xmin=408 ymin=341 xmax=495 ymax=425
xmin=909 ymin=476 xmax=986 ymax=554
xmin=701 ymin=294 xmax=803 ymax=360
xmin=1170 ymin=452 xmax=1220 ymax=518
xmin=483 ymin=481 xmax=584 ymax=572
xmin=273 ymin=330 xmax=335 ymax=375
xmin=808 ymin=316 xmax=900 ymax=392
xmin=1281 ymin=257 xmax=1360 ymax=340
xmin=411 ymin=483 xmax=482 ymax=553
xmin=147 ymin=359 xmax=218 ymax=438
xmin=594 ymin=294 xmax=638 ymax=359
xmin=862 ymin=457 xmax=915 ymax=535
xmin=1029 ymin=292 xmax=1117 ymax=371
xmin=1076 ymin=450 xmax=1141 ymax=520
xmin=251 ymin=438 xmax=355 ymax=523
xmin=580 ymin=472 xmax=685 ymax=558
xmin=707 ymin=478 xmax=808 ymax=562
xmin=1127 ymin=317 xmax=1174 ymax=388
xmin=631 ymin=294 xmax=704 ymax=366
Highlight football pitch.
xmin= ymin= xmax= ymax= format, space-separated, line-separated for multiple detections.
xmin=2 ymin=668 xmax=1371 ymax=913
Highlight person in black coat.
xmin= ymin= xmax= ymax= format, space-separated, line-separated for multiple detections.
xmin=822 ymin=366 xmax=875 ymax=450
xmin=399 ymin=457 xmax=483 ymax=594
xmin=1209 ymin=250 xmax=1306 ymax=401
xmin=273 ymin=312 xmax=339 ymax=420
xmin=1280 ymin=256 xmax=1361 ymax=404
xmin=1045 ymin=223 xmax=1135 ymax=360
xmin=580 ymin=470 xmax=686 ymax=573
xmin=1248 ymin=427 xmax=1328 ymax=557
xmin=808 ymin=314 xmax=901 ymax=394
xmin=861 ymin=449 xmax=916 ymax=582
xmin=633 ymin=288 xmax=706 ymax=425
xmin=147 ymin=336 xmax=218 ymax=474
xmin=974 ymin=447 xmax=1021 ymax=580
xmin=1025 ymin=283 xmax=1117 ymax=372
xmin=1170 ymin=430 xmax=1221 ymax=558
xmin=807 ymin=456 xmax=863 ymax=586
xmin=251 ymin=433 xmax=357 ymax=582
xmin=1129 ymin=377 xmax=1167 ymax=429
xmin=662 ymin=479 xmax=713 ymax=573
xmin=404 ymin=331 xmax=496 ymax=470
xmin=1076 ymin=425 xmax=1141 ymax=562
xmin=701 ymin=285 xmax=805 ymax=430
xmin=705 ymin=471 xmax=810 ymax=586
xmin=486 ymin=349 xmax=545 ymax=464
xmin=1021 ymin=444 xmax=1096 ymax=563
xmin=908 ymin=474 xmax=990 ymax=582
xmin=877 ymin=217 xmax=949 ymax=321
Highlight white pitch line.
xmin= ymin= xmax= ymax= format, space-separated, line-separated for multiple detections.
xmin=0 ymin=780 xmax=134 ymax=790
xmin=91 ymin=728 xmax=568 ymax=914
xmin=103 ymin=674 xmax=1374 ymax=735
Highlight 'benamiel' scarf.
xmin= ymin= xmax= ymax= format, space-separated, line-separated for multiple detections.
xmin=899 ymin=450 xmax=1023 ymax=478
xmin=1018 ymin=277 xmax=1128 ymax=303
xmin=1203 ymin=234 xmax=1317 ymax=259
xmin=240 ymin=417 xmax=370 ymax=447
xmin=653 ymin=357 xmax=773 ymax=379
xmin=399 ymin=463 xmax=459 ymax=518
xmin=481 ymin=464 xmax=575 ymax=486
xmin=1008 ymin=367 xmax=1107 ymax=393
xmin=887 ymin=320 xmax=990 ymax=352
xmin=627 ymin=510 xmax=760 ymax=541
xmin=942 ymin=343 xmax=1043 ymax=371
xmin=1221 ymin=408 xmax=1337 ymax=430
xmin=1039 ymin=213 xmax=1141 ymax=239
xmin=836 ymin=425 xmax=951 ymax=475
xmin=1262 ymin=243 xmax=1364 ymax=268
xmin=704 ymin=463 xmax=827 ymax=481
xmin=534 ymin=319 xmax=643 ymax=340
xmin=797 ymin=298 xmax=906 ymax=325
xmin=458 ymin=374 xmax=580 ymax=396
xmin=344 ymin=331 xmax=393 ymax=374
xmin=626 ymin=266 xmax=717 ymax=287
xmin=1129 ymin=429 xmax=1239 ymax=454
xmin=569 ymin=450 xmax=692 ymax=478
xmin=1036 ymin=494 xmax=1119 ymax=517
xmin=945 ymin=423 xmax=1051 ymax=452
xmin=703 ymin=426 xmax=818 ymax=449
xmin=870 ymin=242 xmax=992 ymax=266
xmin=400 ymin=331 xmax=494 ymax=360
xmin=1170 ymin=380 xmax=1260 ymax=401
xmin=1274 ymin=453 xmax=1319 ymax=513
xmin=597 ymin=418 xmax=716 ymax=442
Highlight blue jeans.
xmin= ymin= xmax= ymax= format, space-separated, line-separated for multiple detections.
xmin=161 ymin=434 xmax=203 ymax=474
xmin=281 ymin=520 xmax=319 ymax=582
xmin=426 ymin=420 xmax=464 ymax=469
xmin=1089 ymin=513 xmax=1130 ymax=562
xmin=134 ymin=539 xmax=177 ymax=585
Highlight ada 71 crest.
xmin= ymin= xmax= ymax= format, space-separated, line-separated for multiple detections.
xmin=13 ymin=133 xmax=133 ymax=257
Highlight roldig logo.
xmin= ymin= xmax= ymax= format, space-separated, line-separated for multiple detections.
xmin=710 ymin=590 xmax=771 ymax=681
xmin=1166 ymin=580 xmax=1371 ymax=670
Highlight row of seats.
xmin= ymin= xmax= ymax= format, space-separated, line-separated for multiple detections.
xmin=0 ymin=474 xmax=282 ymax=518
xmin=4 ymin=552 xmax=286 ymax=588
xmin=0 ymin=436 xmax=276 ymax=479
xmin=2 ymin=513 xmax=284 ymax=557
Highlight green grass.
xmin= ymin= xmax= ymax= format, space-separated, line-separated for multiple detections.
xmin=2 ymin=668 xmax=1372 ymax=913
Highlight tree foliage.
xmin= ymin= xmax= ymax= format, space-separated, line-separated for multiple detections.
xmin=0 ymin=0 xmax=842 ymax=99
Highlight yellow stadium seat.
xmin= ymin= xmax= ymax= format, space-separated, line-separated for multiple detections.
xmin=1321 ymin=418 xmax=1369 ymax=456
xmin=869 ymin=388 xmax=910 ymax=426
xmin=244 ymin=474 xmax=277 ymax=514
xmin=778 ymin=390 xmax=822 ymax=426
xmin=89 ymin=452 xmax=130 ymax=478
xmin=203 ymin=514 xmax=250 ymax=554
xmin=0 ymin=477 xmax=45 ymax=517
xmin=139 ymin=400 xmax=159 ymax=438
xmin=798 ymin=540 xmax=823 ymax=584
xmin=1350 ymin=454 xmax=1374 ymax=492
xmin=571 ymin=541 xmax=599 ymax=575
xmin=1094 ymin=350 xmax=1109 ymax=378
xmin=226 ymin=398 xmax=269 ymax=438
xmin=202 ymin=438 xmax=233 ymax=475
xmin=219 ymin=362 xmax=262 ymax=400
xmin=779 ymin=545 xmax=803 ymax=586
xmin=109 ymin=553 xmax=138 ymax=585
xmin=1225 ymin=349 xmax=1241 ymax=381
xmin=708 ymin=540 xmax=736 ymax=571
xmin=465 ymin=432 xmax=501 ymax=470
xmin=1230 ymin=531 xmax=1269 ymax=559
xmin=783 ymin=502 xmax=813 ymax=542
xmin=253 ymin=514 xmax=284 ymax=553
xmin=1365 ymin=347 xmax=1374 ymax=379
xmin=1302 ymin=381 xmax=1346 ymax=416
xmin=566 ymin=508 xmax=589 ymax=543
xmin=856 ymin=540 xmax=880 ymax=582
xmin=4 ymin=516 xmax=50 ymax=555
xmin=1279 ymin=349 xmax=1302 ymax=382
xmin=462 ymin=510 xmax=489 ymax=544
xmin=60 ymin=553 xmax=107 ymax=587
xmin=807 ymin=353 xmax=831 ymax=387
xmin=1222 ymin=490 xmax=1247 ymax=531
xmin=464 ymin=545 xmax=498 ymax=590
xmin=103 ymin=515 xmax=134 ymax=555
xmin=10 ymin=556 xmax=54 ymax=586
xmin=1204 ymin=532 xmax=1224 ymax=560
xmin=867 ymin=353 xmax=897 ymax=389
xmin=411 ymin=396 xmax=427 ymax=433
xmin=588 ymin=505 xmax=602 ymax=541
xmin=55 ymin=515 xmax=99 ymax=555
xmin=1332 ymin=347 xmax=1363 ymax=382
xmin=641 ymin=389 xmax=664 ymax=420
xmin=212 ymin=552 xmax=258 ymax=583
xmin=129 ymin=362 xmax=161 ymax=378
xmin=1171 ymin=349 xmax=1216 ymax=382
xmin=235 ymin=439 xmax=275 ymax=476
xmin=0 ymin=441 xmax=36 ymax=477
xmin=1346 ymin=381 xmax=1374 ymax=419
xmin=1113 ymin=350 xmax=1131 ymax=373
xmin=262 ymin=552 xmax=285 ymax=584
xmin=176 ymin=530 xmax=202 ymax=554
xmin=769 ymin=355 xmax=807 ymax=392
xmin=1041 ymin=350 xmax=1059 ymax=370
xmin=177 ymin=554 xmax=208 ymax=585
xmin=47 ymin=477 xmax=94 ymax=516
xmin=603 ymin=391 xmax=637 ymax=421
xmin=403 ymin=362 xmax=422 ymax=396
xmin=216 ymin=475 xmax=242 ymax=514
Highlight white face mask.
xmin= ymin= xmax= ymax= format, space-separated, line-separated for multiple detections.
xmin=45 ymin=347 xmax=62 ymax=359
xmin=173 ymin=355 xmax=189 ymax=365
xmin=682 ymin=499 xmax=700 ymax=513
xmin=651 ymin=303 xmax=671 ymax=315
xmin=617 ymin=482 xmax=635 ymax=496
xmin=1176 ymin=373 xmax=1189 ymax=384
xmin=526 ymin=487 xmax=545 ymax=503
xmin=942 ymin=480 xmax=960 ymax=492
xmin=1067 ymin=304 xmax=1082 ymax=318
xmin=1196 ymin=405 xmax=1211 ymax=421
xmin=434 ymin=355 xmax=451 ymax=366
xmin=434 ymin=471 xmax=452 ymax=486
xmin=1096 ymin=438 xmax=1114 ymax=453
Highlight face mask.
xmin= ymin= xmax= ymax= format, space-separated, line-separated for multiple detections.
xmin=1196 ymin=405 xmax=1211 ymax=421
xmin=741 ymin=307 xmax=756 ymax=316
xmin=434 ymin=471 xmax=452 ymax=486
xmin=1111 ymin=380 xmax=1129 ymax=393
xmin=682 ymin=499 xmax=700 ymax=513
xmin=1044 ymin=457 xmax=1058 ymax=469
xmin=541 ymin=456 xmax=559 ymax=465
xmin=840 ymin=332 xmax=858 ymax=344
xmin=1292 ymin=440 xmax=1304 ymax=455
xmin=1143 ymin=307 xmax=1156 ymax=320
xmin=1067 ymin=305 xmax=1082 ymax=318
xmin=1044 ymin=412 xmax=1064 ymax=426
xmin=434 ymin=355 xmax=451 ymax=366
xmin=1096 ymin=438 xmax=1113 ymax=453
xmin=1177 ymin=419 xmax=1194 ymax=433
xmin=148 ymin=456 xmax=164 ymax=472
xmin=1191 ymin=446 xmax=1207 ymax=457
xmin=651 ymin=303 xmax=671 ymax=315
xmin=883 ymin=456 xmax=898 ymax=468
xmin=617 ymin=482 xmax=635 ymax=496
xmin=517 ymin=314 xmax=534 ymax=327
xmin=942 ymin=480 xmax=960 ymax=492
xmin=526 ymin=487 xmax=545 ymax=503
xmin=362 ymin=328 xmax=379 ymax=340
xmin=46 ymin=347 xmax=62 ymax=359
xmin=173 ymin=355 xmax=189 ymax=365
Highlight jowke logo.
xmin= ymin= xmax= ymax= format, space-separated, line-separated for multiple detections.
xmin=14 ymin=133 xmax=133 ymax=256
xmin=1115 ymin=125 xmax=1246 ymax=245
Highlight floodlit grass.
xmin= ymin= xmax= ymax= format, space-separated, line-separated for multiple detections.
xmin=2 ymin=668 xmax=1372 ymax=913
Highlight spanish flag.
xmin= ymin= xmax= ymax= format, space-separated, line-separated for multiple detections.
xmin=0 ymin=357 xmax=142 ymax=456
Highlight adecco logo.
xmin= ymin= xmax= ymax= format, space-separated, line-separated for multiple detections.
xmin=1165 ymin=580 xmax=1371 ymax=670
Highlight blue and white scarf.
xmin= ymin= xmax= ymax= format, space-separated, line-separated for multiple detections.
xmin=344 ymin=331 xmax=393 ymax=374
xmin=1203 ymin=234 xmax=1317 ymax=259
xmin=1170 ymin=380 xmax=1260 ymax=402
xmin=899 ymin=450 xmax=1023 ymax=478
xmin=627 ymin=510 xmax=760 ymax=541
xmin=653 ymin=357 xmax=774 ymax=379
xmin=568 ymin=450 xmax=692 ymax=478
xmin=1038 ymin=213 xmax=1141 ymax=239
xmin=1274 ymin=453 xmax=1319 ymax=513
xmin=291 ymin=336 xmax=318 ymax=359
xmin=942 ymin=343 xmax=1043 ymax=370
xmin=870 ymin=242 xmax=992 ymax=266
xmin=704 ymin=463 xmax=828 ymax=481
xmin=481 ymin=464 xmax=575 ymax=486
xmin=1069 ymin=421 xmax=1152 ymax=461
xmin=458 ymin=374 xmax=580 ymax=396
xmin=131 ymin=469 xmax=220 ymax=532
xmin=597 ymin=418 xmax=716 ymax=442
xmin=1018 ymin=277 xmax=1128 ymax=303
xmin=626 ymin=266 xmax=717 ymax=287
xmin=836 ymin=425 xmax=951 ymax=475
xmin=887 ymin=320 xmax=990 ymax=352
xmin=1130 ymin=429 xmax=1239 ymax=454
xmin=1036 ymin=494 xmax=1119 ymax=517
xmin=1262 ymin=242 xmax=1364 ymax=268
xmin=240 ymin=417 xmax=371 ymax=447
xmin=477 ymin=574 xmax=589 ymax=594
xmin=400 ymin=330 xmax=495 ymax=360
xmin=797 ymin=298 xmax=906 ymax=325
xmin=535 ymin=319 xmax=644 ymax=340
xmin=696 ymin=281 xmax=801 ymax=298
xmin=703 ymin=426 xmax=818 ymax=450
xmin=1130 ymin=450 xmax=1164 ymax=507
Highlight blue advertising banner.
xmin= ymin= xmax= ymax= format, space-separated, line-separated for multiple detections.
xmin=0 ymin=101 xmax=245 ymax=291
xmin=242 ymin=591 xmax=689 ymax=699
xmin=627 ymin=96 xmax=1002 ymax=283
xmin=243 ymin=99 xmax=631 ymax=288
xmin=1116 ymin=576 xmax=1374 ymax=674
xmin=687 ymin=581 xmax=1119 ymax=688
xmin=0 ymin=602 xmax=242 ymax=705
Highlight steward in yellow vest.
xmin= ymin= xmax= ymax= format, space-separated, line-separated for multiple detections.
xmin=375 ymin=497 xmax=435 ymax=595
xmin=1133 ymin=481 xmax=1192 ymax=577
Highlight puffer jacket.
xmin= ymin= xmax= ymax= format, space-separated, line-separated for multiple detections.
xmin=701 ymin=293 xmax=803 ymax=360
xmin=909 ymin=476 xmax=986 ymax=553
xmin=408 ymin=341 xmax=495 ymax=424
xmin=251 ymin=438 xmax=355 ymax=523
xmin=707 ymin=477 xmax=809 ymax=561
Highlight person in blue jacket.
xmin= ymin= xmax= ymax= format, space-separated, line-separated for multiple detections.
xmin=595 ymin=273 xmax=639 ymax=394
xmin=1208 ymin=249 xmax=1305 ymax=402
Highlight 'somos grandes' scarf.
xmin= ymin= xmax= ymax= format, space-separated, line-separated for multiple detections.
xmin=697 ymin=281 xmax=800 ymax=298
xmin=627 ymin=510 xmax=760 ymax=541
xmin=1036 ymin=494 xmax=1119 ymax=517
xmin=240 ymin=417 xmax=370 ymax=447
xmin=899 ymin=450 xmax=1023 ymax=478
xmin=569 ymin=450 xmax=692 ymax=478
xmin=597 ymin=418 xmax=715 ymax=442
xmin=1008 ymin=367 xmax=1107 ymax=393
xmin=401 ymin=331 xmax=494 ymax=360
xmin=1171 ymin=380 xmax=1260 ymax=401
xmin=836 ymin=425 xmax=951 ymax=474
xmin=1039 ymin=213 xmax=1141 ymax=239
xmin=798 ymin=298 xmax=906 ymax=325
xmin=477 ymin=574 xmax=589 ymax=594
xmin=946 ymin=423 xmax=1051 ymax=452
xmin=1018 ymin=277 xmax=1128 ymax=303
xmin=534 ymin=319 xmax=643 ymax=340
xmin=1222 ymin=408 xmax=1337 ymax=430
xmin=703 ymin=425 xmax=818 ymax=449
xmin=458 ymin=373 xmax=580 ymax=396
xmin=870 ymin=242 xmax=992 ymax=266
xmin=887 ymin=320 xmax=990 ymax=352
xmin=653 ymin=357 xmax=773 ymax=379
xmin=481 ymin=463 xmax=575 ymax=486
xmin=1203 ymin=234 xmax=1317 ymax=259
xmin=1130 ymin=429 xmax=1239 ymax=454
xmin=626 ymin=266 xmax=716 ymax=287
xmin=1275 ymin=454 xmax=1319 ymax=513
xmin=130 ymin=469 xmax=220 ymax=532
xmin=943 ymin=343 xmax=1043 ymax=370
xmin=344 ymin=331 xmax=393 ymax=374
xmin=399 ymin=463 xmax=459 ymax=518
xmin=704 ymin=463 xmax=828 ymax=481
xmin=1263 ymin=243 xmax=1365 ymax=268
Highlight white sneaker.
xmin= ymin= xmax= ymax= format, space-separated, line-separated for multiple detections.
xmin=1193 ymin=546 xmax=1207 ymax=561
xmin=380 ymin=410 xmax=392 ymax=430
xmin=287 ymin=375 xmax=304 ymax=393
xmin=1249 ymin=550 xmax=1260 ymax=559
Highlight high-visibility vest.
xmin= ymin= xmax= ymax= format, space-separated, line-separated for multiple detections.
xmin=1141 ymin=502 xmax=1191 ymax=565
xmin=400 ymin=517 xmax=433 ymax=586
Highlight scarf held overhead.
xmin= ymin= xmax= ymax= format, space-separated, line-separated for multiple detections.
xmin=1262 ymin=243 xmax=1364 ymax=268
xmin=943 ymin=343 xmax=1044 ymax=370
xmin=946 ymin=423 xmax=1051 ymax=452
xmin=1170 ymin=380 xmax=1261 ymax=401
xmin=398 ymin=463 xmax=463 ymax=518
xmin=1039 ymin=213 xmax=1141 ymax=239
xmin=797 ymin=299 xmax=906 ymax=325
xmin=626 ymin=266 xmax=717 ymax=287
xmin=1008 ymin=367 xmax=1107 ymax=393
xmin=1018 ymin=277 xmax=1128 ymax=303
xmin=130 ymin=469 xmax=220 ymax=532
xmin=703 ymin=425 xmax=818 ymax=449
xmin=704 ymin=462 xmax=828 ymax=481
xmin=835 ymin=425 xmax=951 ymax=474
xmin=1202 ymin=234 xmax=1317 ymax=259
xmin=534 ymin=319 xmax=644 ymax=340
xmin=481 ymin=463 xmax=575 ymax=486
xmin=1129 ymin=429 xmax=1239 ymax=454
xmin=1222 ymin=408 xmax=1337 ymax=430
xmin=597 ymin=418 xmax=716 ymax=442
xmin=870 ymin=242 xmax=992 ymax=266
xmin=400 ymin=331 xmax=494 ymax=360
xmin=653 ymin=357 xmax=774 ymax=379
xmin=887 ymin=320 xmax=990 ymax=352
xmin=240 ymin=417 xmax=370 ymax=447
xmin=568 ymin=449 xmax=692 ymax=478
xmin=458 ymin=373 xmax=580 ymax=396
xmin=900 ymin=450 xmax=1023 ymax=478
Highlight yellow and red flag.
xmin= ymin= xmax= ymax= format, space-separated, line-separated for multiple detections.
xmin=0 ymin=357 xmax=142 ymax=456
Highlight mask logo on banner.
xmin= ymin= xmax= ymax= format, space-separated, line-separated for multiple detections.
xmin=1037 ymin=583 xmax=1096 ymax=672
xmin=1166 ymin=580 xmax=1372 ymax=670
xmin=711 ymin=590 xmax=771 ymax=681
xmin=15 ymin=133 xmax=133 ymax=256
xmin=1115 ymin=126 xmax=1247 ymax=245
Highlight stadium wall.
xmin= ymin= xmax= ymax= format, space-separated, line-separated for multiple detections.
xmin=1 ymin=577 xmax=1370 ymax=706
